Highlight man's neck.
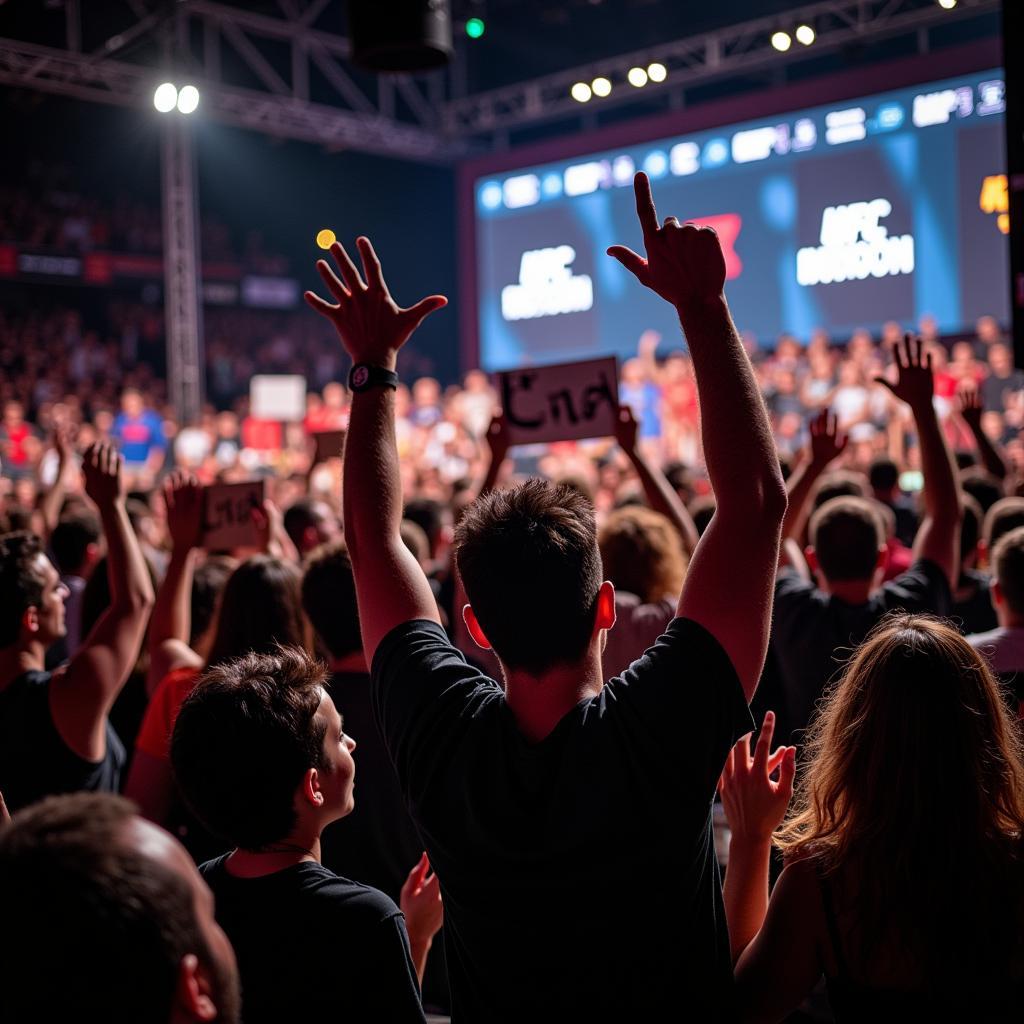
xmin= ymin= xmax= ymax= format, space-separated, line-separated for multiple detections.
xmin=0 ymin=641 xmax=45 ymax=689
xmin=503 ymin=648 xmax=604 ymax=744
xmin=329 ymin=651 xmax=368 ymax=674
xmin=820 ymin=578 xmax=875 ymax=604
xmin=226 ymin=830 xmax=323 ymax=878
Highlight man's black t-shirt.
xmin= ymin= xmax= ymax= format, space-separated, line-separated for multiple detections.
xmin=372 ymin=617 xmax=753 ymax=1022
xmin=0 ymin=669 xmax=125 ymax=812
xmin=953 ymin=568 xmax=997 ymax=636
xmin=321 ymin=671 xmax=423 ymax=900
xmin=772 ymin=559 xmax=952 ymax=740
xmin=200 ymin=856 xmax=425 ymax=1024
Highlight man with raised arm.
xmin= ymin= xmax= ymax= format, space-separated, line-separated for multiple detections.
xmin=305 ymin=172 xmax=786 ymax=1020
xmin=0 ymin=442 xmax=155 ymax=811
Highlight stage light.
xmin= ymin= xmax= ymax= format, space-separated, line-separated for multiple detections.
xmin=937 ymin=0 xmax=957 ymax=8
xmin=571 ymin=82 xmax=592 ymax=103
xmin=627 ymin=67 xmax=648 ymax=88
xmin=316 ymin=229 xmax=336 ymax=250
xmin=466 ymin=17 xmax=485 ymax=38
xmin=177 ymin=85 xmax=200 ymax=114
xmin=795 ymin=24 xmax=815 ymax=45
xmin=771 ymin=31 xmax=792 ymax=52
xmin=647 ymin=62 xmax=667 ymax=83
xmin=591 ymin=76 xmax=612 ymax=98
xmin=154 ymin=82 xmax=178 ymax=113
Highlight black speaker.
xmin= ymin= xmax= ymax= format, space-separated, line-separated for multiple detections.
xmin=348 ymin=0 xmax=453 ymax=72
xmin=1003 ymin=2 xmax=1024 ymax=367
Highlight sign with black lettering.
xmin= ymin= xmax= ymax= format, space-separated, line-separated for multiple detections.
xmin=497 ymin=356 xmax=618 ymax=444
xmin=202 ymin=479 xmax=266 ymax=551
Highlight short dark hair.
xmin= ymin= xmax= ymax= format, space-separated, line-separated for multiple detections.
xmin=190 ymin=557 xmax=235 ymax=647
xmin=868 ymin=457 xmax=900 ymax=493
xmin=455 ymin=479 xmax=602 ymax=673
xmin=810 ymin=497 xmax=885 ymax=582
xmin=0 ymin=793 xmax=210 ymax=1024
xmin=961 ymin=469 xmax=1004 ymax=516
xmin=171 ymin=646 xmax=329 ymax=850
xmin=993 ymin=527 xmax=1024 ymax=616
xmin=984 ymin=498 xmax=1024 ymax=551
xmin=301 ymin=541 xmax=361 ymax=659
xmin=50 ymin=511 xmax=102 ymax=576
xmin=403 ymin=497 xmax=445 ymax=554
xmin=282 ymin=498 xmax=326 ymax=552
xmin=0 ymin=531 xmax=45 ymax=648
xmin=206 ymin=555 xmax=305 ymax=668
xmin=812 ymin=471 xmax=868 ymax=511
xmin=961 ymin=494 xmax=984 ymax=562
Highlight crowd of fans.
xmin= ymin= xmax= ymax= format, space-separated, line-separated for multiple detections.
xmin=1 ymin=171 xmax=1023 ymax=1023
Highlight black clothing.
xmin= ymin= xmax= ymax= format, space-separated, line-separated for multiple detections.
xmin=953 ymin=568 xmax=997 ymax=635
xmin=0 ymin=669 xmax=124 ymax=812
xmin=200 ymin=855 xmax=425 ymax=1024
xmin=981 ymin=370 xmax=1024 ymax=412
xmin=772 ymin=560 xmax=951 ymax=741
xmin=372 ymin=617 xmax=753 ymax=1022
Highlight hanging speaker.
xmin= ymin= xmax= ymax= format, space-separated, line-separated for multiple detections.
xmin=348 ymin=0 xmax=453 ymax=72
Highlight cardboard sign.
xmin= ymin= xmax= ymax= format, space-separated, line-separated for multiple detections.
xmin=202 ymin=479 xmax=266 ymax=551
xmin=312 ymin=429 xmax=346 ymax=463
xmin=497 ymin=356 xmax=619 ymax=444
xmin=250 ymin=375 xmax=307 ymax=422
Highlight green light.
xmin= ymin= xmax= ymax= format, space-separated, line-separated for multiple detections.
xmin=466 ymin=17 xmax=485 ymax=39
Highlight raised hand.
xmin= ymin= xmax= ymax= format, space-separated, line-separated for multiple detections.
xmin=164 ymin=471 xmax=204 ymax=552
xmin=484 ymin=410 xmax=511 ymax=464
xmin=614 ymin=404 xmax=639 ymax=456
xmin=81 ymin=442 xmax=124 ymax=510
xmin=400 ymin=852 xmax=444 ymax=978
xmin=808 ymin=407 xmax=848 ymax=469
xmin=304 ymin=236 xmax=447 ymax=367
xmin=959 ymin=387 xmax=984 ymax=432
xmin=874 ymin=334 xmax=934 ymax=411
xmin=607 ymin=172 xmax=727 ymax=311
xmin=717 ymin=711 xmax=796 ymax=845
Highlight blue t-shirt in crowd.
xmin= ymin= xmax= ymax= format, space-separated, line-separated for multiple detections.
xmin=112 ymin=410 xmax=166 ymax=464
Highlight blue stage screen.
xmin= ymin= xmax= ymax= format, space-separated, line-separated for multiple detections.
xmin=473 ymin=70 xmax=1008 ymax=370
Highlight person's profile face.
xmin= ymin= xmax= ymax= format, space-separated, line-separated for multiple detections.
xmin=33 ymin=555 xmax=68 ymax=643
xmin=314 ymin=692 xmax=357 ymax=821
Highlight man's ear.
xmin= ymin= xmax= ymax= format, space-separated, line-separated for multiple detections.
xmin=992 ymin=579 xmax=1004 ymax=607
xmin=21 ymin=606 xmax=39 ymax=635
xmin=175 ymin=954 xmax=218 ymax=1023
xmin=978 ymin=538 xmax=989 ymax=568
xmin=593 ymin=580 xmax=616 ymax=634
xmin=462 ymin=605 xmax=491 ymax=651
xmin=299 ymin=766 xmax=324 ymax=809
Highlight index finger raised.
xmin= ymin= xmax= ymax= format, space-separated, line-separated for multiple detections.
xmin=633 ymin=172 xmax=660 ymax=242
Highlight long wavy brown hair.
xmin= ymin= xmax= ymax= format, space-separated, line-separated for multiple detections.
xmin=775 ymin=613 xmax=1024 ymax=987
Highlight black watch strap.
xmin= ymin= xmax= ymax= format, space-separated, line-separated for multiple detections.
xmin=348 ymin=364 xmax=399 ymax=393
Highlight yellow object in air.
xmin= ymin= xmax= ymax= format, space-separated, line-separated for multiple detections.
xmin=316 ymin=229 xmax=336 ymax=250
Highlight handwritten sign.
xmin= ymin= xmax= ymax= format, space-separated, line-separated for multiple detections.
xmin=202 ymin=479 xmax=266 ymax=551
xmin=497 ymin=356 xmax=618 ymax=444
xmin=250 ymin=375 xmax=307 ymax=421
xmin=312 ymin=429 xmax=346 ymax=463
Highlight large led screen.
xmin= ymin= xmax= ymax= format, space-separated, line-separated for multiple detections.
xmin=473 ymin=70 xmax=1008 ymax=370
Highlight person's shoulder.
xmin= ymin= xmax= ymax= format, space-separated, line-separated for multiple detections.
xmin=967 ymin=627 xmax=1003 ymax=648
xmin=883 ymin=558 xmax=949 ymax=599
xmin=298 ymin=865 xmax=402 ymax=923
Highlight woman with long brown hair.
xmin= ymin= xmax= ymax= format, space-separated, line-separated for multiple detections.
xmin=719 ymin=613 xmax=1024 ymax=1021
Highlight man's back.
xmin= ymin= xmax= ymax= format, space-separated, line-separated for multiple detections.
xmin=373 ymin=617 xmax=752 ymax=1021
xmin=201 ymin=855 xmax=424 ymax=1023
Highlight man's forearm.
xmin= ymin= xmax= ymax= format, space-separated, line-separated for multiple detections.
xmin=343 ymin=386 xmax=404 ymax=558
xmin=913 ymin=402 xmax=960 ymax=521
xmin=101 ymin=502 xmax=155 ymax=609
xmin=151 ymin=546 xmax=196 ymax=646
xmin=627 ymin=448 xmax=700 ymax=554
xmin=678 ymin=297 xmax=783 ymax=512
xmin=724 ymin=836 xmax=772 ymax=965
xmin=968 ymin=421 xmax=1008 ymax=481
xmin=781 ymin=456 xmax=826 ymax=542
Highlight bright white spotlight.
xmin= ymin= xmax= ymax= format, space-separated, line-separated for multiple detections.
xmin=627 ymin=67 xmax=648 ymax=88
xmin=591 ymin=76 xmax=612 ymax=98
xmin=647 ymin=62 xmax=667 ymax=83
xmin=938 ymin=0 xmax=957 ymax=8
xmin=795 ymin=24 xmax=815 ymax=45
xmin=177 ymin=84 xmax=200 ymax=114
xmin=571 ymin=82 xmax=592 ymax=103
xmin=771 ymin=31 xmax=792 ymax=52
xmin=153 ymin=82 xmax=178 ymax=113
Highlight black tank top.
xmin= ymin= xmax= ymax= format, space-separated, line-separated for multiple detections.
xmin=0 ymin=670 xmax=125 ymax=812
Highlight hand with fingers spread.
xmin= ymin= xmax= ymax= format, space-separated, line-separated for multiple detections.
xmin=164 ymin=471 xmax=204 ymax=552
xmin=81 ymin=442 xmax=125 ymax=510
xmin=608 ymin=172 xmax=728 ymax=312
xmin=808 ymin=408 xmax=848 ymax=470
xmin=718 ymin=711 xmax=796 ymax=845
xmin=400 ymin=852 xmax=444 ymax=982
xmin=614 ymin=404 xmax=640 ymax=456
xmin=959 ymin=387 xmax=984 ymax=432
xmin=304 ymin=236 xmax=447 ymax=368
xmin=874 ymin=334 xmax=934 ymax=411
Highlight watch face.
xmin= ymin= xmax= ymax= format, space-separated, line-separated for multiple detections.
xmin=351 ymin=366 xmax=370 ymax=389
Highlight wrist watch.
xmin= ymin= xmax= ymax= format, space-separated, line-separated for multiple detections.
xmin=348 ymin=363 xmax=399 ymax=393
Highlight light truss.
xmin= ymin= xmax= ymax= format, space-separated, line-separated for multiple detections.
xmin=443 ymin=0 xmax=1002 ymax=139
xmin=0 ymin=0 xmax=1003 ymax=158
